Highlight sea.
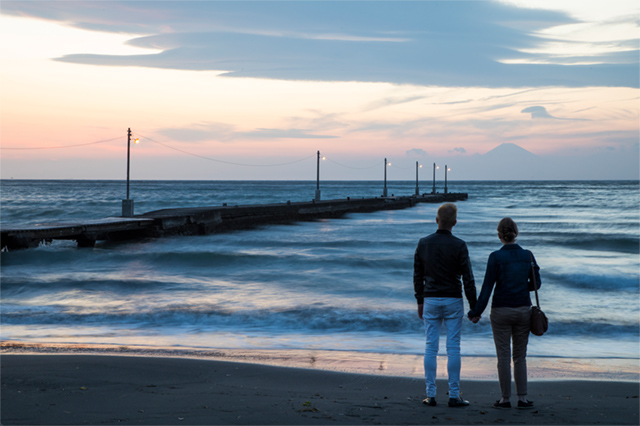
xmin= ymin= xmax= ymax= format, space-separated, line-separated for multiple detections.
xmin=1 ymin=180 xmax=638 ymax=377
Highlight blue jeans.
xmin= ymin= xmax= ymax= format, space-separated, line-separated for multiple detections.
xmin=423 ymin=297 xmax=464 ymax=398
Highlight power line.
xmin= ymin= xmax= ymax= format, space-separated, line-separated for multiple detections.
xmin=325 ymin=157 xmax=382 ymax=170
xmin=134 ymin=132 xmax=315 ymax=167
xmin=0 ymin=136 xmax=123 ymax=150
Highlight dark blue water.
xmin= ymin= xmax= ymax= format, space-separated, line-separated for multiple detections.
xmin=1 ymin=180 xmax=638 ymax=359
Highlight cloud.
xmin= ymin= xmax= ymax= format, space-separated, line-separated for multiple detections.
xmin=406 ymin=148 xmax=428 ymax=158
xmin=157 ymin=123 xmax=337 ymax=142
xmin=521 ymin=105 xmax=592 ymax=120
xmin=362 ymin=96 xmax=427 ymax=112
xmin=521 ymin=106 xmax=556 ymax=119
xmin=449 ymin=147 xmax=467 ymax=154
xmin=239 ymin=128 xmax=338 ymax=139
xmin=157 ymin=122 xmax=235 ymax=142
xmin=3 ymin=1 xmax=637 ymax=88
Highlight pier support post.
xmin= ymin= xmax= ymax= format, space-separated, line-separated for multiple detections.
xmin=122 ymin=199 xmax=134 ymax=217
xmin=76 ymin=234 xmax=96 ymax=248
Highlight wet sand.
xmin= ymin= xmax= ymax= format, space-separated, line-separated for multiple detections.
xmin=2 ymin=354 xmax=639 ymax=425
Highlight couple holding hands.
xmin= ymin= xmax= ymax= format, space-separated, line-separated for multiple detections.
xmin=414 ymin=203 xmax=541 ymax=409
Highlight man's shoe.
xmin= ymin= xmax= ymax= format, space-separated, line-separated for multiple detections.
xmin=448 ymin=397 xmax=470 ymax=407
xmin=422 ymin=397 xmax=437 ymax=406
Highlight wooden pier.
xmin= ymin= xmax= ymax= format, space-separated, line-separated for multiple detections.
xmin=1 ymin=193 xmax=467 ymax=250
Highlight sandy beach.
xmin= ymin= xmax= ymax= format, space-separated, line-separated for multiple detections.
xmin=2 ymin=353 xmax=639 ymax=425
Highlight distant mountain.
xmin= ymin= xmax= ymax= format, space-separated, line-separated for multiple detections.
xmin=483 ymin=143 xmax=538 ymax=159
xmin=449 ymin=142 xmax=542 ymax=180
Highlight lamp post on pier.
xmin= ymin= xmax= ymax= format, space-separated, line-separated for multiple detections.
xmin=432 ymin=163 xmax=439 ymax=194
xmin=415 ymin=161 xmax=422 ymax=196
xmin=122 ymin=128 xmax=139 ymax=217
xmin=383 ymin=158 xmax=389 ymax=197
xmin=315 ymin=150 xmax=322 ymax=201
xmin=445 ymin=165 xmax=450 ymax=194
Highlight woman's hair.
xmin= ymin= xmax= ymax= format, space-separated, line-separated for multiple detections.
xmin=497 ymin=217 xmax=518 ymax=243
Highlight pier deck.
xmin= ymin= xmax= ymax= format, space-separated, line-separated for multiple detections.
xmin=1 ymin=193 xmax=467 ymax=250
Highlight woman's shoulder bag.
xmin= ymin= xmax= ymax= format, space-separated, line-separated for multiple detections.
xmin=528 ymin=250 xmax=548 ymax=336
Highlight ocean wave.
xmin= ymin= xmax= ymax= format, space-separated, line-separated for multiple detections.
xmin=552 ymin=235 xmax=638 ymax=254
xmin=2 ymin=305 xmax=638 ymax=339
xmin=545 ymin=272 xmax=639 ymax=292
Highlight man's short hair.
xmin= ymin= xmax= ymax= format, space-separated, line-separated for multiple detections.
xmin=437 ymin=203 xmax=457 ymax=229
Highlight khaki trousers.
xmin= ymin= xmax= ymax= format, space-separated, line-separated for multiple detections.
xmin=490 ymin=306 xmax=531 ymax=398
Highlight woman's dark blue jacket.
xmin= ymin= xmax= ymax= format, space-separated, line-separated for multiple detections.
xmin=468 ymin=243 xmax=541 ymax=318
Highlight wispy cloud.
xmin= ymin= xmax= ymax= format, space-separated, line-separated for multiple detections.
xmin=406 ymin=148 xmax=428 ymax=158
xmin=158 ymin=123 xmax=338 ymax=142
xmin=4 ymin=1 xmax=636 ymax=88
xmin=449 ymin=147 xmax=467 ymax=154
xmin=239 ymin=128 xmax=338 ymax=139
xmin=521 ymin=105 xmax=591 ymax=120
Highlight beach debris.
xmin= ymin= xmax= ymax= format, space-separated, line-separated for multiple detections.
xmin=80 ymin=386 xmax=87 ymax=390
xmin=480 ymin=411 xmax=487 ymax=415
xmin=301 ymin=401 xmax=318 ymax=412
xmin=178 ymin=417 xmax=184 ymax=421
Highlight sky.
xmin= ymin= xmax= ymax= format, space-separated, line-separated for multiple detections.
xmin=1 ymin=0 xmax=638 ymax=180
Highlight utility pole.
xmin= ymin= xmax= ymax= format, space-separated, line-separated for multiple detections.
xmin=122 ymin=128 xmax=134 ymax=217
xmin=445 ymin=164 xmax=448 ymax=194
xmin=383 ymin=158 xmax=388 ymax=197
xmin=415 ymin=161 xmax=420 ymax=196
xmin=432 ymin=162 xmax=437 ymax=194
xmin=315 ymin=150 xmax=321 ymax=201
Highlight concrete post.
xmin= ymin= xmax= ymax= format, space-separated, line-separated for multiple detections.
xmin=122 ymin=199 xmax=134 ymax=217
xmin=415 ymin=161 xmax=420 ymax=196
xmin=445 ymin=164 xmax=448 ymax=194
xmin=432 ymin=162 xmax=436 ymax=194
xmin=383 ymin=158 xmax=388 ymax=197
xmin=123 ymin=128 xmax=134 ymax=217
xmin=315 ymin=150 xmax=321 ymax=201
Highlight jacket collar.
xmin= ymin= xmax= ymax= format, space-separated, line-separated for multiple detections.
xmin=500 ymin=243 xmax=522 ymax=250
xmin=436 ymin=229 xmax=452 ymax=235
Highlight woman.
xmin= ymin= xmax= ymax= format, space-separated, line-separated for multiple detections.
xmin=468 ymin=217 xmax=541 ymax=409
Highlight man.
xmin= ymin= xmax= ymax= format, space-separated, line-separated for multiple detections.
xmin=413 ymin=203 xmax=478 ymax=407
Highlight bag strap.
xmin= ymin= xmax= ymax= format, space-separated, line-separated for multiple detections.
xmin=528 ymin=250 xmax=541 ymax=308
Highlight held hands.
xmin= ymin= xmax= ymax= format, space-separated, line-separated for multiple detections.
xmin=467 ymin=310 xmax=481 ymax=323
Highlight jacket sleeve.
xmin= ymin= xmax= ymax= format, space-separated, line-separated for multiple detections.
xmin=469 ymin=252 xmax=496 ymax=318
xmin=413 ymin=242 xmax=425 ymax=305
xmin=528 ymin=251 xmax=542 ymax=291
xmin=459 ymin=242 xmax=477 ymax=310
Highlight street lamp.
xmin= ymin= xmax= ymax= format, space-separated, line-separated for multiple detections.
xmin=383 ymin=158 xmax=391 ymax=197
xmin=122 ymin=128 xmax=139 ymax=217
xmin=445 ymin=165 xmax=451 ymax=194
xmin=432 ymin=163 xmax=439 ymax=194
xmin=415 ymin=161 xmax=422 ymax=196
xmin=315 ymin=150 xmax=325 ymax=201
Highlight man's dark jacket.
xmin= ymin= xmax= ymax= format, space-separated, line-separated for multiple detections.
xmin=413 ymin=229 xmax=477 ymax=308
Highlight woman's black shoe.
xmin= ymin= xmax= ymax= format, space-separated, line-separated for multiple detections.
xmin=517 ymin=400 xmax=534 ymax=409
